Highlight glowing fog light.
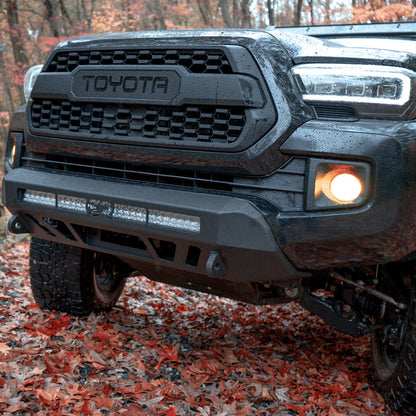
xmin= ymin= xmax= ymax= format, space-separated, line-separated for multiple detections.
xmin=10 ymin=143 xmax=16 ymax=165
xmin=311 ymin=161 xmax=369 ymax=210
xmin=148 ymin=209 xmax=200 ymax=233
xmin=23 ymin=190 xmax=56 ymax=207
xmin=57 ymin=195 xmax=87 ymax=213
xmin=330 ymin=173 xmax=362 ymax=202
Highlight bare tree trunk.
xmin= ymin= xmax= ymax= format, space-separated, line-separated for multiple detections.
xmin=81 ymin=0 xmax=92 ymax=29
xmin=91 ymin=0 xmax=97 ymax=27
xmin=232 ymin=0 xmax=238 ymax=26
xmin=5 ymin=0 xmax=27 ymax=103
xmin=308 ymin=0 xmax=314 ymax=24
xmin=124 ymin=0 xmax=134 ymax=31
xmin=219 ymin=0 xmax=233 ymax=27
xmin=75 ymin=0 xmax=82 ymax=21
xmin=267 ymin=0 xmax=275 ymax=26
xmin=196 ymin=0 xmax=213 ymax=26
xmin=143 ymin=1 xmax=154 ymax=30
xmin=240 ymin=0 xmax=251 ymax=28
xmin=0 ymin=45 xmax=13 ymax=116
xmin=59 ymin=0 xmax=74 ymax=28
xmin=324 ymin=0 xmax=331 ymax=23
xmin=294 ymin=0 xmax=303 ymax=25
xmin=5 ymin=0 xmax=29 ymax=67
xmin=43 ymin=0 xmax=61 ymax=37
xmin=155 ymin=0 xmax=167 ymax=29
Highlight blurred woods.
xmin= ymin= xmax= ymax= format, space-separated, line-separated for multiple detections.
xmin=0 ymin=0 xmax=416 ymax=168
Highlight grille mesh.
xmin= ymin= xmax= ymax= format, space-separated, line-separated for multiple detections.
xmin=46 ymin=49 xmax=233 ymax=74
xmin=31 ymin=100 xmax=246 ymax=144
xmin=21 ymin=151 xmax=306 ymax=212
xmin=23 ymin=152 xmax=235 ymax=191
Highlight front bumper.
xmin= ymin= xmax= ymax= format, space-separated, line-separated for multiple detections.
xmin=5 ymin=117 xmax=416 ymax=279
xmin=2 ymin=167 xmax=305 ymax=282
xmin=7 ymin=81 xmax=416 ymax=282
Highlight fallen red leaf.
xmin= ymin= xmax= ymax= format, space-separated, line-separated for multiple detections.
xmin=0 ymin=241 xmax=399 ymax=416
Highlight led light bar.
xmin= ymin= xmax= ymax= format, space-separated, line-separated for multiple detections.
xmin=20 ymin=190 xmax=201 ymax=233
xmin=113 ymin=204 xmax=146 ymax=223
xmin=149 ymin=209 xmax=200 ymax=233
xmin=57 ymin=195 xmax=87 ymax=213
xmin=22 ymin=190 xmax=56 ymax=207
xmin=293 ymin=64 xmax=414 ymax=105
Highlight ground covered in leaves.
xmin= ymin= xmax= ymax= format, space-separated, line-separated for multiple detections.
xmin=0 ymin=241 xmax=396 ymax=415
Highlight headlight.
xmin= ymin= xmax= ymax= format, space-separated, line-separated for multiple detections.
xmin=293 ymin=64 xmax=416 ymax=118
xmin=23 ymin=64 xmax=43 ymax=102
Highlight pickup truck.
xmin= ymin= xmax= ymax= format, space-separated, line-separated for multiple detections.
xmin=3 ymin=22 xmax=416 ymax=414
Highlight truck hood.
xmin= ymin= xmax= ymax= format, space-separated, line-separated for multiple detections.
xmin=52 ymin=28 xmax=416 ymax=71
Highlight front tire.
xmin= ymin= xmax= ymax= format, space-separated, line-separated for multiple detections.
xmin=371 ymin=265 xmax=416 ymax=415
xmin=30 ymin=238 xmax=130 ymax=316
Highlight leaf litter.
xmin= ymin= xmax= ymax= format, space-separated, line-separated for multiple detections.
xmin=0 ymin=241 xmax=398 ymax=415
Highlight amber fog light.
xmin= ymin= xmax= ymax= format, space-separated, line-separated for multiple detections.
xmin=308 ymin=160 xmax=370 ymax=210
xmin=329 ymin=173 xmax=362 ymax=202
xmin=5 ymin=132 xmax=23 ymax=172
xmin=10 ymin=142 xmax=16 ymax=165
xmin=318 ymin=169 xmax=364 ymax=204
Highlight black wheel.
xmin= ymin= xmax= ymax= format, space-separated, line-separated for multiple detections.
xmin=371 ymin=264 xmax=416 ymax=415
xmin=30 ymin=237 xmax=131 ymax=316
xmin=91 ymin=252 xmax=127 ymax=310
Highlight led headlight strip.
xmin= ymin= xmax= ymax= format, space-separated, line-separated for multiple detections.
xmin=293 ymin=64 xmax=415 ymax=106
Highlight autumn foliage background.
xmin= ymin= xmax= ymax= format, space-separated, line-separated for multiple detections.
xmin=0 ymin=0 xmax=416 ymax=168
xmin=2 ymin=0 xmax=416 ymax=161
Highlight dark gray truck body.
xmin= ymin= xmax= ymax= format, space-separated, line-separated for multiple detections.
xmin=7 ymin=22 xmax=416 ymax=415
xmin=4 ymin=25 xmax=416 ymax=290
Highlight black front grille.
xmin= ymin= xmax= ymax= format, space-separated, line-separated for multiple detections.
xmin=46 ymin=49 xmax=233 ymax=74
xmin=31 ymin=100 xmax=246 ymax=144
xmin=23 ymin=152 xmax=235 ymax=191
xmin=21 ymin=150 xmax=306 ymax=212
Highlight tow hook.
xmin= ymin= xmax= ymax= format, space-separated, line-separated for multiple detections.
xmin=8 ymin=215 xmax=30 ymax=234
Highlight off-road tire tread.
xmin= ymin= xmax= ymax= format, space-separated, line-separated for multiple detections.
xmin=30 ymin=238 xmax=94 ymax=316
xmin=371 ymin=288 xmax=416 ymax=415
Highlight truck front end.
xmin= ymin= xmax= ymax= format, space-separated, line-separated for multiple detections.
xmin=4 ymin=25 xmax=416 ymax=414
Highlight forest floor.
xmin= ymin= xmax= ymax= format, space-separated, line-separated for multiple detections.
xmin=0 ymin=238 xmax=396 ymax=416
